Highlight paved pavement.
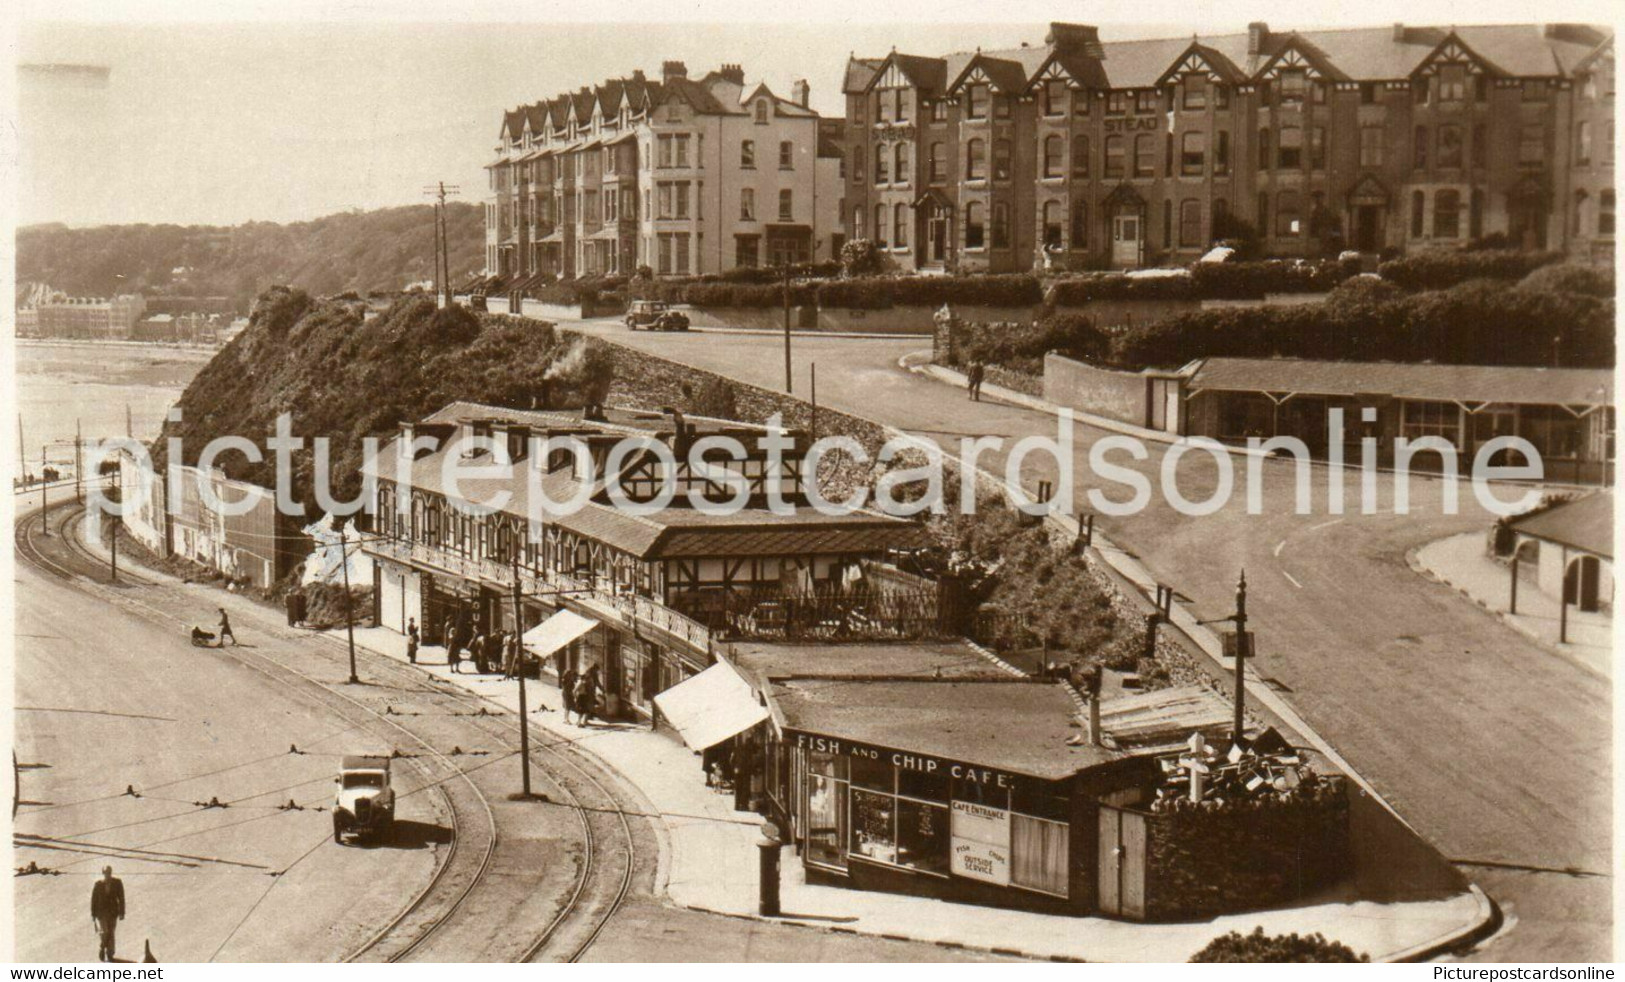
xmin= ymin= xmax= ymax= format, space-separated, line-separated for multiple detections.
xmin=333 ymin=625 xmax=1486 ymax=963
xmin=1414 ymin=532 xmax=1612 ymax=677
xmin=565 ymin=316 xmax=1614 ymax=961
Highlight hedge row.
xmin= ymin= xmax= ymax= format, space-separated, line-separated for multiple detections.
xmin=630 ymin=273 xmax=1043 ymax=310
xmin=963 ymin=272 xmax=1613 ymax=374
xmin=1376 ymin=248 xmax=1567 ymax=290
xmin=1047 ymin=258 xmax=1362 ymax=305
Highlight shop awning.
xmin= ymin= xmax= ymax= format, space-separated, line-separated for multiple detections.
xmin=521 ymin=609 xmax=599 ymax=657
xmin=653 ymin=662 xmax=769 ymax=751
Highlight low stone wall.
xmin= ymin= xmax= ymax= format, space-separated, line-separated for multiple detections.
xmin=679 ymin=305 xmax=817 ymax=332
xmin=1142 ymin=781 xmax=1351 ymax=922
xmin=815 ymin=303 xmax=1037 ymax=335
xmin=518 ymin=298 xmax=622 ymax=321
xmin=1042 ymin=353 xmax=1150 ymax=429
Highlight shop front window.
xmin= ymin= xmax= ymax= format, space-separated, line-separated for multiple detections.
xmin=805 ymin=752 xmax=849 ymax=870
xmin=847 ymin=756 xmax=950 ymax=875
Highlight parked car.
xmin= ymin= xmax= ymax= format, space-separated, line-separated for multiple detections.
xmin=333 ymin=755 xmax=394 ymax=844
xmin=625 ymin=300 xmax=690 ymax=332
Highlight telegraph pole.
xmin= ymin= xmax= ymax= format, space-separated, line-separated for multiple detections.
xmin=340 ymin=524 xmax=359 ymax=684
xmin=1232 ymin=570 xmax=1249 ymax=744
xmin=781 ymin=263 xmax=793 ymax=394
xmin=39 ymin=446 xmax=48 ymax=536
xmin=424 ymin=182 xmax=462 ymax=307
xmin=511 ymin=551 xmax=533 ymax=798
xmin=74 ymin=419 xmax=82 ymax=503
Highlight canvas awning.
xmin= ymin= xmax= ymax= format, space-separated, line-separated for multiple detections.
xmin=521 ymin=609 xmax=599 ymax=657
xmin=652 ymin=662 xmax=769 ymax=751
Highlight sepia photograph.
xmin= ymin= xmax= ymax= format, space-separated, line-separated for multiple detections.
xmin=2 ymin=0 xmax=1617 ymax=967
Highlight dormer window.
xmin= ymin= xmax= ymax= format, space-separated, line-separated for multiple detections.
xmin=893 ymin=88 xmax=908 ymax=122
xmin=1439 ymin=65 xmax=1467 ymax=102
xmin=1278 ymin=69 xmax=1306 ymax=106
xmin=967 ymin=84 xmax=989 ymax=120
xmin=1181 ymin=76 xmax=1207 ymax=111
xmin=755 ymin=100 xmax=769 ymax=124
xmin=1043 ymin=78 xmax=1067 ymax=116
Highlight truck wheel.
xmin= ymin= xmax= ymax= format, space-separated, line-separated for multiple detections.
xmin=333 ymin=817 xmax=345 ymax=844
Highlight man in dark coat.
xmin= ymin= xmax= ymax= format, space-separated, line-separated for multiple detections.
xmin=91 ymin=866 xmax=125 ymax=962
xmin=406 ymin=618 xmax=419 ymax=665
xmin=560 ymin=665 xmax=579 ymax=724
xmin=216 ymin=608 xmax=237 ymax=646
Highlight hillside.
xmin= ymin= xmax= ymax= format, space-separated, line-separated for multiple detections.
xmin=155 ymin=289 xmax=613 ymax=515
xmin=17 ymin=202 xmax=485 ymax=310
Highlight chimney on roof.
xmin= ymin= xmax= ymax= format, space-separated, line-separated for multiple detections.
xmin=1392 ymin=22 xmax=1407 ymax=42
xmin=662 ymin=60 xmax=687 ymax=82
xmin=719 ymin=63 xmax=745 ymax=85
xmin=791 ymin=79 xmax=810 ymax=108
xmin=1046 ymin=22 xmax=1103 ymax=59
xmin=632 ymin=68 xmax=646 ymax=82
xmin=1248 ymin=22 xmax=1270 ymax=56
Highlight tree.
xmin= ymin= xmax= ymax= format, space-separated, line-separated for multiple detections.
xmin=1190 ymin=928 xmax=1368 ymax=963
xmin=840 ymin=239 xmax=885 ymax=278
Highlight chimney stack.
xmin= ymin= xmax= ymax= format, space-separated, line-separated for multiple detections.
xmin=719 ymin=63 xmax=745 ymax=85
xmin=1248 ymin=21 xmax=1270 ymax=56
xmin=662 ymin=60 xmax=688 ymax=82
xmin=791 ymin=79 xmax=810 ymax=108
xmin=1392 ymin=22 xmax=1407 ymax=42
xmin=1046 ymin=23 xmax=1104 ymax=59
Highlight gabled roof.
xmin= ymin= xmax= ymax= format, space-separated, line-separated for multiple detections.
xmin=1511 ymin=491 xmax=1614 ymax=559
xmin=864 ymin=51 xmax=949 ymax=96
xmin=1154 ymin=40 xmax=1248 ymax=87
xmin=945 ymin=52 xmax=1029 ymax=96
xmin=654 ymin=75 xmax=731 ymax=115
xmin=546 ymin=97 xmax=569 ymax=129
xmin=596 ymin=79 xmax=625 ymax=116
xmin=1255 ymin=32 xmax=1352 ymax=83
xmin=570 ymin=88 xmax=595 ymax=120
xmin=501 ymin=109 xmax=524 ymax=142
xmin=842 ymin=56 xmax=886 ymax=95
xmin=1025 ymin=46 xmax=1110 ymax=91
xmin=523 ymin=102 xmax=549 ymax=135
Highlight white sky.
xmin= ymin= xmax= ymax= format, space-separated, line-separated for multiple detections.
xmin=8 ymin=0 xmax=1620 ymax=228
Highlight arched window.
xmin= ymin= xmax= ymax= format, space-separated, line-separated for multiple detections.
xmin=965 ymin=202 xmax=985 ymax=249
xmin=966 ymin=138 xmax=986 ymax=181
xmin=851 ymin=145 xmax=865 ymax=182
xmin=894 ymin=203 xmax=909 ymax=248
xmin=875 ymin=143 xmax=890 ymax=184
xmin=1276 ymin=190 xmax=1301 ymax=236
xmin=852 ymin=204 xmax=865 ymax=239
xmin=1410 ymin=190 xmax=1426 ymax=237
xmin=1041 ymin=201 xmax=1063 ymax=249
xmin=1070 ymin=201 xmax=1089 ymax=248
xmin=993 ymin=139 xmax=1013 ymax=180
xmin=875 ymin=204 xmax=889 ymax=248
xmin=1105 ymin=136 xmax=1125 ymax=179
xmin=992 ymin=202 xmax=1010 ymax=248
xmin=928 ymin=142 xmax=946 ymax=183
xmin=1179 ymin=198 xmax=1202 ymax=247
xmin=1072 ymin=134 xmax=1089 ymax=178
xmin=741 ymin=140 xmax=755 ymax=168
xmin=1134 ymin=133 xmax=1155 ymax=177
xmin=1043 ymin=135 xmax=1064 ymax=178
xmin=894 ymin=143 xmax=910 ymax=182
xmin=1434 ymin=190 xmax=1461 ymax=238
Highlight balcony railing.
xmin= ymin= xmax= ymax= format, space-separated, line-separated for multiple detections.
xmin=673 ymin=583 xmax=946 ymax=642
xmin=366 ymin=537 xmax=714 ymax=652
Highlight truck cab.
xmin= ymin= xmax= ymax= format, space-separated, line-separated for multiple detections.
xmin=333 ymin=755 xmax=395 ymax=844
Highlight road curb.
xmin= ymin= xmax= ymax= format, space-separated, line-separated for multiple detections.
xmin=673 ymin=902 xmax=1081 ymax=961
xmin=1383 ymin=885 xmax=1503 ymax=963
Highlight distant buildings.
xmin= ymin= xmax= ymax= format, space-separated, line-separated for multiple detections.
xmin=484 ymin=62 xmax=844 ymax=282
xmin=20 ymin=294 xmax=147 ymax=339
xmin=842 ymin=21 xmax=1615 ymax=271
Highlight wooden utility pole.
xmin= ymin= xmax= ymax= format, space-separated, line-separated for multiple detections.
xmin=39 ymin=446 xmax=48 ymax=537
xmin=810 ymin=363 xmax=818 ymax=442
xmin=341 ymin=524 xmax=359 ymax=684
xmin=781 ymin=263 xmax=793 ymax=394
xmin=74 ymin=419 xmax=82 ymax=503
xmin=511 ymin=551 xmax=533 ymax=798
xmin=1232 ymin=570 xmax=1249 ymax=744
xmin=424 ymin=182 xmax=462 ymax=307
xmin=17 ymin=416 xmax=26 ymax=493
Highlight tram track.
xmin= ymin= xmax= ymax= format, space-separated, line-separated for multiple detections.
xmin=17 ymin=501 xmax=640 ymax=962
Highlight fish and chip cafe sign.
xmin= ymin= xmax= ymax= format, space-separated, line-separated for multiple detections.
xmin=788 ymin=731 xmax=1039 ymax=792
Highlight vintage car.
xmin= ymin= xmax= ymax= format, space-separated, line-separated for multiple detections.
xmin=625 ymin=299 xmax=690 ymax=332
xmin=333 ymin=755 xmax=395 ymax=844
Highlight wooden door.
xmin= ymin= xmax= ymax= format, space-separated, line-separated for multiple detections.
xmin=1112 ymin=214 xmax=1141 ymax=266
xmin=1097 ymin=805 xmax=1147 ymax=918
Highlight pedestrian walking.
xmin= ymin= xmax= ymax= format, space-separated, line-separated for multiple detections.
xmin=501 ymin=633 xmax=519 ymax=680
xmin=471 ymin=631 xmax=490 ymax=674
xmin=560 ymin=665 xmax=579 ymax=724
xmin=574 ymin=666 xmax=601 ymax=727
xmin=216 ymin=608 xmax=237 ymax=647
xmin=441 ymin=614 xmax=456 ymax=651
xmin=90 ymin=866 xmax=125 ymax=962
xmin=967 ymin=360 xmax=986 ymax=402
xmin=406 ymin=618 xmax=419 ymax=665
xmin=285 ymin=591 xmax=299 ymax=628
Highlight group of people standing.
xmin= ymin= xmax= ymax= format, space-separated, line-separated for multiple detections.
xmin=413 ymin=614 xmax=604 ymax=726
xmin=433 ymin=615 xmax=524 ymax=678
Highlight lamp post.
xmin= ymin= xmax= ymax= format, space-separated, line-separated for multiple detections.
xmin=511 ymin=550 xmax=533 ymax=799
xmin=1232 ymin=571 xmax=1249 ymax=744
xmin=340 ymin=524 xmax=359 ymax=684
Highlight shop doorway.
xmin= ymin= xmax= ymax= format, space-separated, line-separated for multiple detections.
xmin=1097 ymin=804 xmax=1146 ymax=918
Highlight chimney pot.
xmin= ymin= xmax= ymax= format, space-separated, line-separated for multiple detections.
xmin=1248 ymin=21 xmax=1270 ymax=56
xmin=1392 ymin=22 xmax=1407 ymax=42
xmin=662 ymin=60 xmax=688 ymax=81
xmin=791 ymin=79 xmax=810 ymax=108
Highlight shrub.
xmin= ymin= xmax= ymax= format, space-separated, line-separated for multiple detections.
xmin=1050 ymin=259 xmax=1359 ymax=305
xmin=1516 ymin=262 xmax=1615 ymax=298
xmin=958 ymin=313 xmax=1109 ymax=375
xmin=1050 ymin=272 xmax=1196 ymax=304
xmin=1378 ymin=248 xmax=1566 ymax=290
xmin=841 ymin=239 xmax=886 ymax=277
xmin=1190 ymin=927 xmax=1368 ymax=963
xmin=817 ymin=274 xmax=1042 ymax=310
